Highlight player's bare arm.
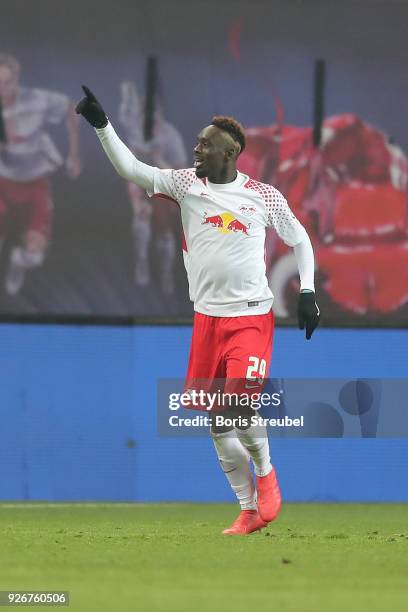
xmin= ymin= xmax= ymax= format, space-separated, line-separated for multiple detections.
xmin=66 ymin=101 xmax=81 ymax=179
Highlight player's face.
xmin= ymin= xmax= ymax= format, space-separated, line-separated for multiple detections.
xmin=194 ymin=126 xmax=231 ymax=178
xmin=0 ymin=66 xmax=18 ymax=105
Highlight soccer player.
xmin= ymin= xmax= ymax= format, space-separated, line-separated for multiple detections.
xmin=119 ymin=81 xmax=187 ymax=293
xmin=0 ymin=54 xmax=81 ymax=295
xmin=76 ymin=86 xmax=320 ymax=535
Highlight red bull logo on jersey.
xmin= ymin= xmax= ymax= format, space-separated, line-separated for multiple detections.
xmin=202 ymin=212 xmax=251 ymax=235
xmin=239 ymin=205 xmax=257 ymax=217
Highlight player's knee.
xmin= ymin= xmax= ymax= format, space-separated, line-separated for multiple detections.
xmin=24 ymin=231 xmax=47 ymax=253
xmin=211 ymin=421 xmax=234 ymax=435
xmin=228 ymin=401 xmax=254 ymax=431
xmin=210 ymin=414 xmax=235 ymax=435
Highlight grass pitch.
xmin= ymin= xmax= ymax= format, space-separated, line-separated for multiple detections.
xmin=0 ymin=503 xmax=407 ymax=612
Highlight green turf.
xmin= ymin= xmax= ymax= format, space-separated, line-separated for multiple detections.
xmin=0 ymin=503 xmax=407 ymax=612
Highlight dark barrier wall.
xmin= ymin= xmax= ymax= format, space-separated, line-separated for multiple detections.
xmin=1 ymin=324 xmax=407 ymax=502
xmin=0 ymin=0 xmax=407 ymax=325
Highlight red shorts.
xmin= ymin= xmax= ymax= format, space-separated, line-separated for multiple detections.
xmin=185 ymin=310 xmax=274 ymax=410
xmin=0 ymin=176 xmax=53 ymax=241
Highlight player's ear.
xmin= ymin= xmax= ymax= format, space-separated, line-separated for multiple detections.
xmin=225 ymin=147 xmax=235 ymax=161
xmin=229 ymin=142 xmax=241 ymax=160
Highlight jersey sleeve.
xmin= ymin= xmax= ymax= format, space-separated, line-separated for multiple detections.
xmin=96 ymin=122 xmax=196 ymax=204
xmin=264 ymin=186 xmax=307 ymax=246
xmin=146 ymin=167 xmax=197 ymax=204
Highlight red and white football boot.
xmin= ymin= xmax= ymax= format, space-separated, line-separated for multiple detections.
xmin=256 ymin=468 xmax=282 ymax=523
xmin=222 ymin=510 xmax=267 ymax=535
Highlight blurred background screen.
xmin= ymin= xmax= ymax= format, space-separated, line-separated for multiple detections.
xmin=0 ymin=0 xmax=407 ymax=326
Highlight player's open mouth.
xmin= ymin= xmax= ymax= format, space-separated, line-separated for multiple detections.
xmin=194 ymin=159 xmax=204 ymax=168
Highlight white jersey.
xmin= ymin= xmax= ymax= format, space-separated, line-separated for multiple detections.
xmin=96 ymin=123 xmax=312 ymax=317
xmin=0 ymin=87 xmax=70 ymax=181
xmin=146 ymin=167 xmax=307 ymax=316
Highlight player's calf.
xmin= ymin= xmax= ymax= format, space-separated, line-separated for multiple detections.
xmin=5 ymin=240 xmax=45 ymax=295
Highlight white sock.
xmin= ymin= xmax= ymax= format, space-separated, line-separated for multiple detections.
xmin=11 ymin=247 xmax=44 ymax=268
xmin=211 ymin=430 xmax=257 ymax=510
xmin=235 ymin=421 xmax=273 ymax=477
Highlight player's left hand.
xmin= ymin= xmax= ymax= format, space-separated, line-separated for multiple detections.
xmin=298 ymin=291 xmax=320 ymax=340
xmin=65 ymin=154 xmax=81 ymax=179
xmin=75 ymin=86 xmax=108 ymax=129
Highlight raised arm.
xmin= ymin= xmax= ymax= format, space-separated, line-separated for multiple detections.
xmin=76 ymin=85 xmax=155 ymax=191
xmin=65 ymin=101 xmax=81 ymax=179
xmin=96 ymin=122 xmax=156 ymax=190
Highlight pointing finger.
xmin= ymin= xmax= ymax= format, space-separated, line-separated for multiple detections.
xmin=82 ymin=85 xmax=97 ymax=102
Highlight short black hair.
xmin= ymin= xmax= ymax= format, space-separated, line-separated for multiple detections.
xmin=211 ymin=115 xmax=246 ymax=154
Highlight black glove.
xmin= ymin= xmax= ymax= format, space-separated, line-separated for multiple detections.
xmin=75 ymin=85 xmax=108 ymax=129
xmin=298 ymin=291 xmax=320 ymax=340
